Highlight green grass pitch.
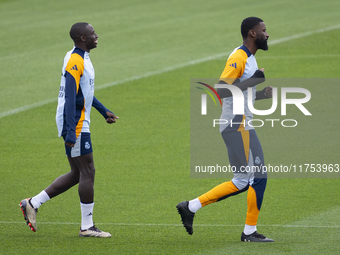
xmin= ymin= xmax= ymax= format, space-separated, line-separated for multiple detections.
xmin=1 ymin=0 xmax=340 ymax=254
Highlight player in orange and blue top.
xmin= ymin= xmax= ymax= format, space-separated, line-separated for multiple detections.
xmin=20 ymin=22 xmax=118 ymax=237
xmin=177 ymin=17 xmax=274 ymax=242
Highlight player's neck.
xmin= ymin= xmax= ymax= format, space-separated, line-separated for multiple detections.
xmin=74 ymin=43 xmax=90 ymax=53
xmin=242 ymin=40 xmax=257 ymax=55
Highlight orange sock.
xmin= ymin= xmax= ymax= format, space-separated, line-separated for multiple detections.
xmin=198 ymin=181 xmax=239 ymax=207
xmin=245 ymin=186 xmax=260 ymax=226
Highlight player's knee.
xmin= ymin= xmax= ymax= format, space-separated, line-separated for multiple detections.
xmin=79 ymin=163 xmax=95 ymax=181
xmin=86 ymin=163 xmax=96 ymax=179
xmin=70 ymin=170 xmax=80 ymax=182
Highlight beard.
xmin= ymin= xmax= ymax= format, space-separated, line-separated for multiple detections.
xmin=255 ymin=37 xmax=268 ymax=51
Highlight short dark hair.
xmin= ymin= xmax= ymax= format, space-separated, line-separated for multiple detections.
xmin=241 ymin=17 xmax=263 ymax=39
xmin=69 ymin=22 xmax=89 ymax=42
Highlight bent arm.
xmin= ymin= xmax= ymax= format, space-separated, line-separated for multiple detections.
xmin=217 ymin=69 xmax=265 ymax=98
xmin=92 ymin=96 xmax=112 ymax=118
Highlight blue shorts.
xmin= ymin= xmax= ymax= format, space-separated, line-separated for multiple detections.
xmin=63 ymin=132 xmax=93 ymax=158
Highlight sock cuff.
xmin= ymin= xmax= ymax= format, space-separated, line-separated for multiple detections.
xmin=243 ymin=224 xmax=257 ymax=235
xmin=80 ymin=202 xmax=94 ymax=207
xmin=31 ymin=190 xmax=51 ymax=209
xmin=41 ymin=190 xmax=51 ymax=200
xmin=188 ymin=198 xmax=202 ymax=213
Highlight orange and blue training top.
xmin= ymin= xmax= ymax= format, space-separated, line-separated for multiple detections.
xmin=56 ymin=47 xmax=108 ymax=144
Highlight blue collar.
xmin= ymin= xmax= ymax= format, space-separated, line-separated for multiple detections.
xmin=239 ymin=45 xmax=252 ymax=57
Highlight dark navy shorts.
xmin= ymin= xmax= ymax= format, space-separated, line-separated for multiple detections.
xmin=64 ymin=132 xmax=93 ymax=158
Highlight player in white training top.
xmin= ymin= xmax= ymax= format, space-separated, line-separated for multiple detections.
xmin=20 ymin=22 xmax=118 ymax=238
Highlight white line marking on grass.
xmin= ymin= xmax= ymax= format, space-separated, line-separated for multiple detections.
xmin=1 ymin=221 xmax=339 ymax=228
xmin=1 ymin=23 xmax=340 ymax=119
xmin=0 ymin=98 xmax=57 ymax=119
xmin=257 ymin=53 xmax=340 ymax=60
xmin=267 ymin=23 xmax=340 ymax=45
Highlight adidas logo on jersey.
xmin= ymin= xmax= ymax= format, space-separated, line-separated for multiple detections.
xmin=229 ymin=63 xmax=237 ymax=69
xmin=71 ymin=65 xmax=78 ymax=71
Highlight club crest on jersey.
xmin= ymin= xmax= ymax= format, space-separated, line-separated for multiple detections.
xmin=85 ymin=141 xmax=91 ymax=150
xmin=255 ymin=156 xmax=261 ymax=165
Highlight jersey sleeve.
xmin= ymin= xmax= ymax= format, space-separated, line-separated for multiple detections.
xmin=220 ymin=49 xmax=248 ymax=84
xmin=92 ymin=96 xmax=112 ymax=118
xmin=65 ymin=54 xmax=84 ymax=93
xmin=64 ymin=54 xmax=84 ymax=143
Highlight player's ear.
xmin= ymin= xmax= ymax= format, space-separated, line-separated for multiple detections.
xmin=80 ymin=34 xmax=86 ymax=42
xmin=249 ymin=29 xmax=256 ymax=38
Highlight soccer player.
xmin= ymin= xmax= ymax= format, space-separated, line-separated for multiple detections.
xmin=19 ymin=22 xmax=118 ymax=238
xmin=177 ymin=17 xmax=274 ymax=242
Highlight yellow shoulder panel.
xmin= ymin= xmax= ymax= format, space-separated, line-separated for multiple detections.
xmin=220 ymin=49 xmax=248 ymax=84
xmin=65 ymin=53 xmax=84 ymax=92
